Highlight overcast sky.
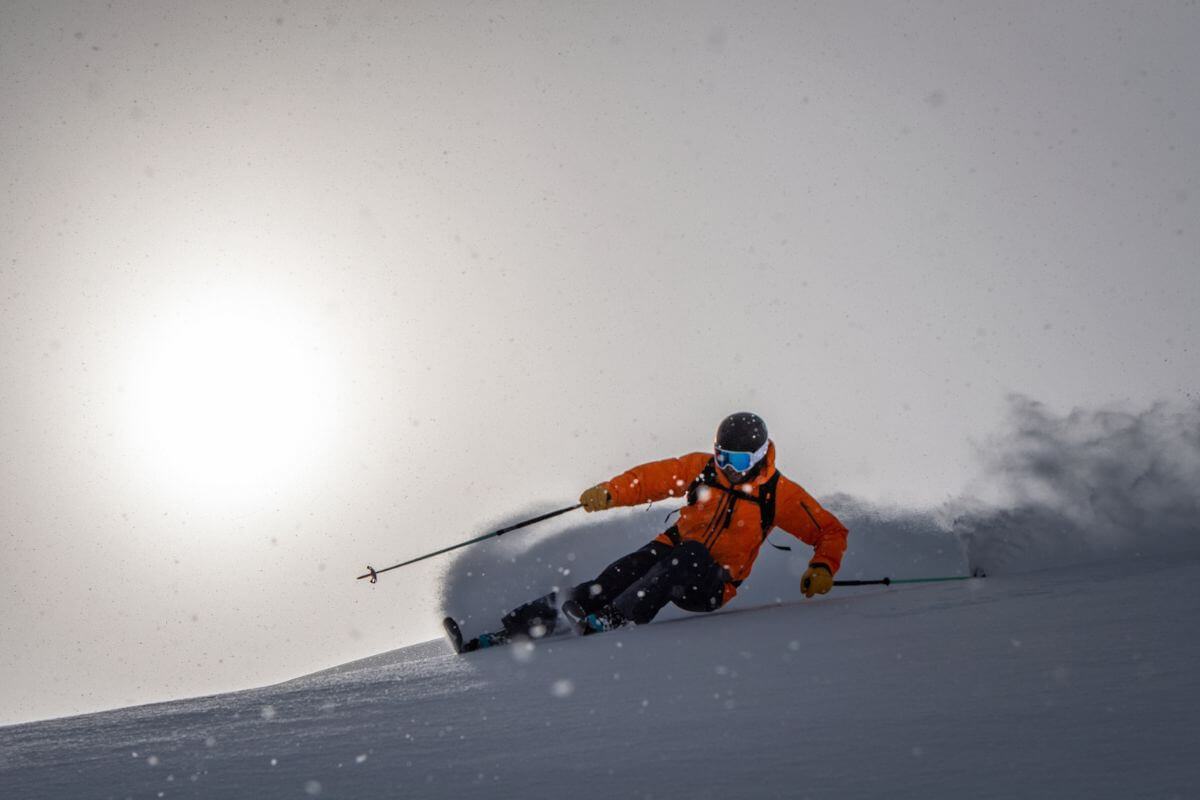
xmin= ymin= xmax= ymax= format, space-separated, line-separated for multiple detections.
xmin=2 ymin=1 xmax=1197 ymax=724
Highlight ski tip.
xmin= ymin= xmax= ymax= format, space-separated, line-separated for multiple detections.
xmin=442 ymin=616 xmax=465 ymax=655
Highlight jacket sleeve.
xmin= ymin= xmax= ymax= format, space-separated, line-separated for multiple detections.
xmin=603 ymin=452 xmax=712 ymax=508
xmin=773 ymin=477 xmax=849 ymax=574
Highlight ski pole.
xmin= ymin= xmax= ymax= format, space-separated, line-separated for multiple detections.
xmin=357 ymin=504 xmax=583 ymax=583
xmin=834 ymin=574 xmax=979 ymax=587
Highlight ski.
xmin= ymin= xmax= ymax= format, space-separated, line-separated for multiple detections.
xmin=442 ymin=616 xmax=466 ymax=654
xmin=443 ymin=617 xmax=517 ymax=654
xmin=443 ymin=573 xmax=983 ymax=654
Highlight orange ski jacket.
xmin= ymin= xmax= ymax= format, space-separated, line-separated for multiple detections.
xmin=603 ymin=442 xmax=848 ymax=603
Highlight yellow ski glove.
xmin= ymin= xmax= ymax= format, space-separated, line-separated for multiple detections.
xmin=801 ymin=564 xmax=833 ymax=598
xmin=579 ymin=483 xmax=613 ymax=513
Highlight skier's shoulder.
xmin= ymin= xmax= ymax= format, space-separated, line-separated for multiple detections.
xmin=772 ymin=469 xmax=821 ymax=505
xmin=675 ymin=451 xmax=714 ymax=475
xmin=614 ymin=451 xmax=708 ymax=484
xmin=772 ymin=475 xmax=848 ymax=532
xmin=641 ymin=451 xmax=711 ymax=481
xmin=633 ymin=451 xmax=710 ymax=471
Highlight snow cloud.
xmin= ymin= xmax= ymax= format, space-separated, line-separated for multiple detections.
xmin=952 ymin=395 xmax=1200 ymax=573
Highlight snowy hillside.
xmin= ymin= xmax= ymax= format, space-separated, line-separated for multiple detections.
xmin=5 ymin=399 xmax=1199 ymax=798
xmin=3 ymin=551 xmax=1198 ymax=799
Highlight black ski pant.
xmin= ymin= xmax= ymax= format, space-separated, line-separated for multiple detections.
xmin=567 ymin=538 xmax=730 ymax=625
xmin=502 ymin=538 xmax=730 ymax=636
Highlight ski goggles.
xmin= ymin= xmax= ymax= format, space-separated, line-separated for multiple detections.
xmin=714 ymin=440 xmax=768 ymax=472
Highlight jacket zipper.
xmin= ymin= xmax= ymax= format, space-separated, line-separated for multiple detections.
xmin=705 ymin=491 xmax=737 ymax=549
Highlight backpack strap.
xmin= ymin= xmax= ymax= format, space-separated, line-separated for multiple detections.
xmin=757 ymin=470 xmax=781 ymax=535
xmin=684 ymin=457 xmax=781 ymax=536
xmin=684 ymin=458 xmax=721 ymax=505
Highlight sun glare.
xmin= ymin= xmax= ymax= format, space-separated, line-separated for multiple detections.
xmin=123 ymin=289 xmax=337 ymax=505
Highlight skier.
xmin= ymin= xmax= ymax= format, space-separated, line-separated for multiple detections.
xmin=453 ymin=412 xmax=848 ymax=651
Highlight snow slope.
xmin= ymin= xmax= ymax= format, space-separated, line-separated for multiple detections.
xmin=3 ymin=552 xmax=1198 ymax=799
xmin=5 ymin=400 xmax=1198 ymax=797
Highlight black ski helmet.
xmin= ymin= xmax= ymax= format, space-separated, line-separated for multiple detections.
xmin=715 ymin=412 xmax=768 ymax=453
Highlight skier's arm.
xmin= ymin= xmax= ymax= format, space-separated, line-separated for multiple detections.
xmin=603 ymin=452 xmax=712 ymax=508
xmin=773 ymin=478 xmax=848 ymax=574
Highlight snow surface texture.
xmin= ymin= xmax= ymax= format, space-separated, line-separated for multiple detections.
xmin=3 ymin=556 xmax=1198 ymax=799
xmin=3 ymin=398 xmax=1197 ymax=798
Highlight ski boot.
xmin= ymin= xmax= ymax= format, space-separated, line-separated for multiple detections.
xmin=561 ymin=599 xmax=591 ymax=635
xmin=582 ymin=607 xmax=629 ymax=634
xmin=562 ymin=600 xmax=627 ymax=635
